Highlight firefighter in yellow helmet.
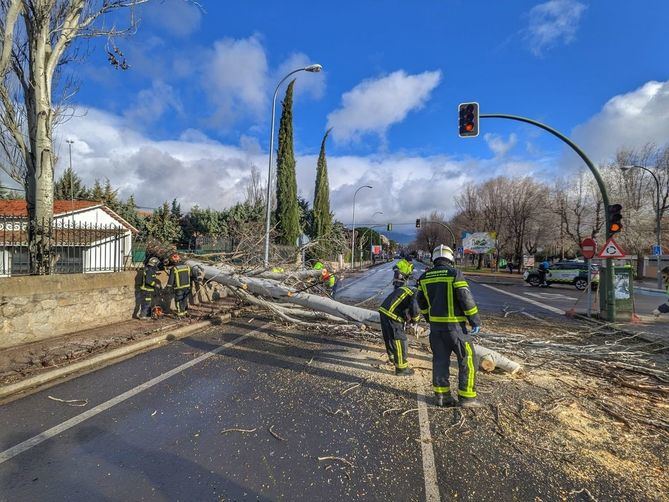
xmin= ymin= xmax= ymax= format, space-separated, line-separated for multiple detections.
xmin=393 ymin=255 xmax=415 ymax=289
xmin=167 ymin=254 xmax=192 ymax=317
xmin=416 ymin=245 xmax=482 ymax=408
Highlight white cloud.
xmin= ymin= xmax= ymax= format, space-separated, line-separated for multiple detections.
xmin=53 ymin=106 xmax=542 ymax=226
xmin=326 ymin=70 xmax=442 ymax=144
xmin=203 ymin=35 xmax=269 ymax=126
xmin=572 ymin=80 xmax=669 ymax=162
xmin=143 ymin=0 xmax=202 ymax=38
xmin=524 ymin=0 xmax=586 ymax=56
xmin=484 ymin=133 xmax=518 ymax=158
xmin=274 ymin=53 xmax=326 ymax=101
xmin=124 ymin=80 xmax=183 ymax=125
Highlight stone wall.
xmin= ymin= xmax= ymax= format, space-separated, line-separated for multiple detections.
xmin=0 ymin=271 xmax=139 ymax=350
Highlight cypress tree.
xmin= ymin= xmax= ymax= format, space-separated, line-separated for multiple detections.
xmin=313 ymin=128 xmax=333 ymax=239
xmin=275 ymin=79 xmax=300 ymax=245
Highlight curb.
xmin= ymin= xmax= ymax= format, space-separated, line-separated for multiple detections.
xmin=0 ymin=313 xmax=234 ymax=401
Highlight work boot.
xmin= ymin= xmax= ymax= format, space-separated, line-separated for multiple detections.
xmin=458 ymin=397 xmax=484 ymax=408
xmin=395 ymin=367 xmax=415 ymax=376
xmin=137 ymin=315 xmax=151 ymax=321
xmin=434 ymin=393 xmax=456 ymax=408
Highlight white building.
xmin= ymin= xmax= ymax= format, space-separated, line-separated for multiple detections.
xmin=0 ymin=200 xmax=137 ymax=276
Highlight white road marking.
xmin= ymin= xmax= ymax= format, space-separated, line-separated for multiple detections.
xmin=480 ymin=284 xmax=566 ymax=315
xmin=0 ymin=324 xmax=268 ymax=465
xmin=525 ymin=292 xmax=576 ymax=301
xmin=415 ymin=375 xmax=441 ymax=502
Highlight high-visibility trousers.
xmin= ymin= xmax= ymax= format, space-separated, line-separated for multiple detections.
xmin=380 ymin=315 xmax=409 ymax=369
xmin=137 ymin=289 xmax=154 ymax=317
xmin=174 ymin=289 xmax=190 ymax=316
xmin=429 ymin=325 xmax=477 ymax=399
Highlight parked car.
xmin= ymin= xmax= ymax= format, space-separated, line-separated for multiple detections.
xmin=523 ymin=260 xmax=599 ymax=290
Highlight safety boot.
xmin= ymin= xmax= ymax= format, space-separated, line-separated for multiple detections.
xmin=395 ymin=367 xmax=415 ymax=376
xmin=434 ymin=393 xmax=456 ymax=408
xmin=458 ymin=397 xmax=484 ymax=408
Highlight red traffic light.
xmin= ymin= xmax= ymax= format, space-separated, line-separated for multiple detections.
xmin=458 ymin=102 xmax=479 ymax=138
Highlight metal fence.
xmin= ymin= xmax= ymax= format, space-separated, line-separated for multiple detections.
xmin=0 ymin=217 xmax=131 ymax=276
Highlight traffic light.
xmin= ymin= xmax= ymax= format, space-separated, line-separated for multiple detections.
xmin=458 ymin=102 xmax=479 ymax=138
xmin=416 ymin=219 xmax=421 ymax=229
xmin=387 ymin=223 xmax=393 ymax=231
xmin=608 ymin=204 xmax=623 ymax=236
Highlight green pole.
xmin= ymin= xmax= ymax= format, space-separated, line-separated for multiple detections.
xmin=480 ymin=114 xmax=615 ymax=321
xmin=424 ymin=220 xmax=457 ymax=249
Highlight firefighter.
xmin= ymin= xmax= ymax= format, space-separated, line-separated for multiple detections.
xmin=137 ymin=256 xmax=161 ymax=320
xmin=392 ymin=256 xmax=414 ymax=289
xmin=167 ymin=254 xmax=192 ymax=317
xmin=378 ymin=286 xmax=421 ymax=375
xmin=416 ymin=245 xmax=482 ymax=408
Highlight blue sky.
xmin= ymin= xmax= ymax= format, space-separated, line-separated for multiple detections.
xmin=42 ymin=0 xmax=669 ymax=224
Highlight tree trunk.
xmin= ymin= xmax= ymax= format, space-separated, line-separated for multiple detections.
xmin=189 ymin=260 xmax=524 ymax=374
xmin=26 ymin=24 xmax=55 ymax=275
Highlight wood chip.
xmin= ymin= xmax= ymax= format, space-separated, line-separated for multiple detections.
xmin=341 ymin=383 xmax=361 ymax=395
xmin=268 ymin=425 xmax=286 ymax=441
xmin=401 ymin=408 xmax=419 ymax=416
xmin=221 ymin=427 xmax=257 ymax=434
xmin=317 ymin=456 xmax=354 ymax=469
xmin=47 ymin=395 xmax=88 ymax=407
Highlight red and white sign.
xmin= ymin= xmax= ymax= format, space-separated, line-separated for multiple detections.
xmin=580 ymin=238 xmax=597 ymax=259
xmin=597 ymin=237 xmax=626 ymax=259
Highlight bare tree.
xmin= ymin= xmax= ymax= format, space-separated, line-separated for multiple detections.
xmin=244 ymin=164 xmax=265 ymax=208
xmin=0 ymin=0 xmax=182 ymax=274
xmin=414 ymin=210 xmax=452 ymax=252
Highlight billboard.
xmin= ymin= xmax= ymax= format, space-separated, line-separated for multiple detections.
xmin=462 ymin=232 xmax=497 ymax=255
xmin=371 ymin=245 xmax=382 ymax=255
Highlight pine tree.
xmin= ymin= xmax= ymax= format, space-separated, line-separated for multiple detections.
xmin=275 ymin=79 xmax=301 ymax=246
xmin=313 ymin=128 xmax=333 ymax=240
xmin=54 ymin=167 xmax=88 ymax=200
xmin=89 ymin=180 xmax=104 ymax=201
xmin=171 ymin=198 xmax=182 ymax=219
xmin=102 ymin=179 xmax=120 ymax=209
xmin=145 ymin=201 xmax=183 ymax=244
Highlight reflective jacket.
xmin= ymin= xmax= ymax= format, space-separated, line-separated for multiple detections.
xmin=416 ymin=265 xmax=480 ymax=327
xmin=168 ymin=264 xmax=192 ymax=291
xmin=140 ymin=266 xmax=158 ymax=292
xmin=379 ymin=286 xmax=421 ymax=323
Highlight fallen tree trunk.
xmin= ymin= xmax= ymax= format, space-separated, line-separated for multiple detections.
xmin=188 ymin=260 xmax=523 ymax=374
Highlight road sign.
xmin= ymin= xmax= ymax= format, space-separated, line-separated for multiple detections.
xmin=597 ymin=237 xmax=626 ymax=259
xmin=652 ymin=244 xmax=661 ymax=256
xmin=580 ymin=238 xmax=597 ymax=259
xmin=457 ymin=246 xmax=464 ymax=255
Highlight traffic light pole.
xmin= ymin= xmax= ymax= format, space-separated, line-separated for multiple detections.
xmin=480 ymin=114 xmax=616 ymax=322
xmin=423 ymin=220 xmax=457 ymax=249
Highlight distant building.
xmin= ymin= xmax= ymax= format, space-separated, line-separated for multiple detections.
xmin=0 ymin=200 xmax=137 ymax=276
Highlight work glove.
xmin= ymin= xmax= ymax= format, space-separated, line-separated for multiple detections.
xmin=470 ymin=326 xmax=481 ymax=335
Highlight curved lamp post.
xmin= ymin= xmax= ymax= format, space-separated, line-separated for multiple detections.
xmin=350 ymin=185 xmax=373 ymax=269
xmin=621 ymin=164 xmax=664 ymax=289
xmin=263 ymin=64 xmax=323 ymax=268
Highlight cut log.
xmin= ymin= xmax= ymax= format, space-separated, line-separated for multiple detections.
xmin=188 ymin=260 xmax=523 ymax=374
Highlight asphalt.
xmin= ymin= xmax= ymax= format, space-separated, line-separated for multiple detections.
xmin=0 ymin=318 xmax=428 ymax=501
xmin=1 ymin=263 xmax=664 ymax=501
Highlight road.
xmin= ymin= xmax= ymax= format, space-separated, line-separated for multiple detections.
xmin=0 ymin=262 xmax=655 ymax=500
xmin=337 ymin=260 xmax=664 ymax=321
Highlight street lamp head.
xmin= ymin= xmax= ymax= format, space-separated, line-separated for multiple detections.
xmin=304 ymin=64 xmax=322 ymax=73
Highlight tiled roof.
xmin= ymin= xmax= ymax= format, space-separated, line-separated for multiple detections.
xmin=0 ymin=200 xmax=100 ymax=217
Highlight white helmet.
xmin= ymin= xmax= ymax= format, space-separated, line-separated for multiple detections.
xmin=432 ymin=244 xmax=454 ymax=263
